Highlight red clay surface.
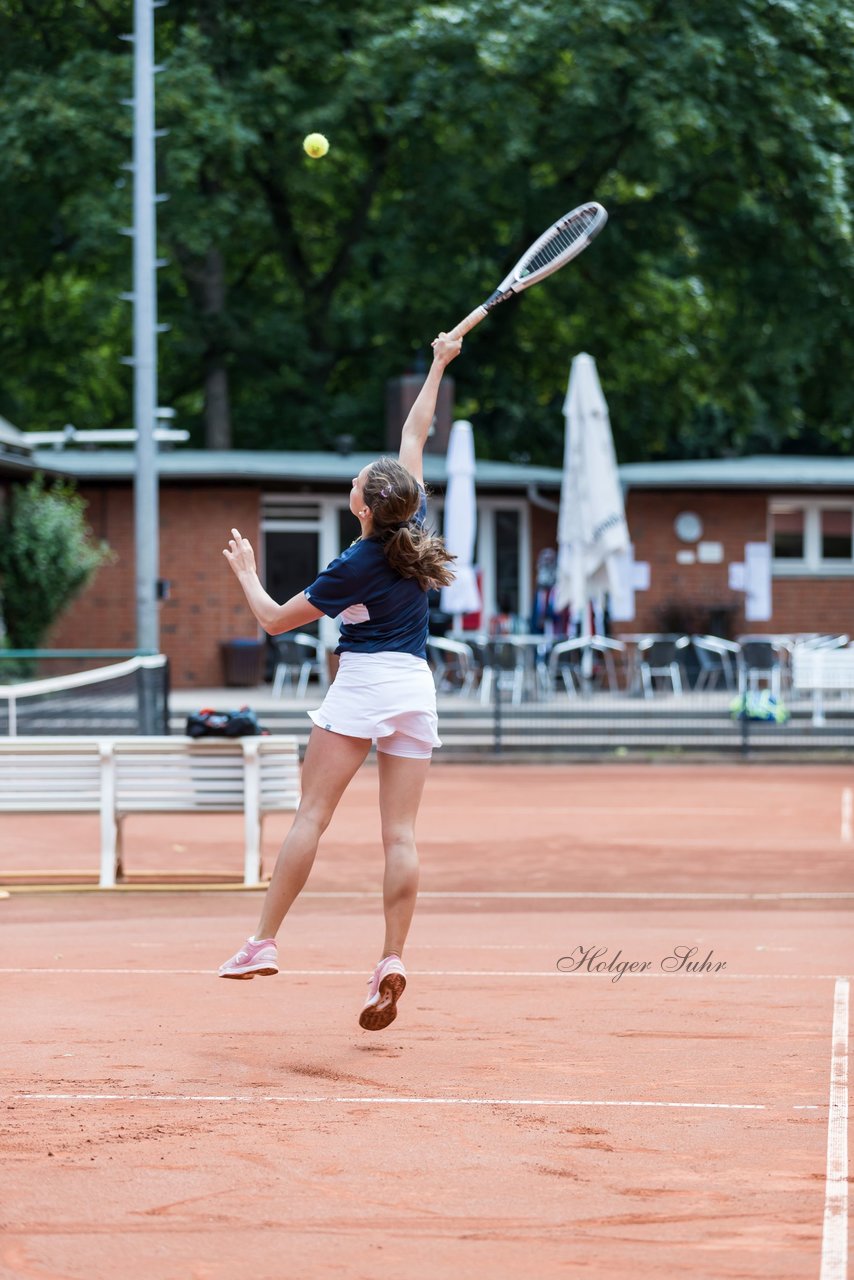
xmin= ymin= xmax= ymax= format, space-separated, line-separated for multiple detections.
xmin=2 ymin=763 xmax=853 ymax=1279
xmin=3 ymin=762 xmax=854 ymax=897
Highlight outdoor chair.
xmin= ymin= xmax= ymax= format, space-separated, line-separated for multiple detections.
xmin=548 ymin=638 xmax=582 ymax=696
xmin=690 ymin=636 xmax=740 ymax=692
xmin=479 ymin=639 xmax=528 ymax=705
xmin=736 ymin=635 xmax=792 ymax=701
xmin=636 ymin=636 xmax=689 ymax=697
xmin=426 ymin=637 xmax=478 ymax=697
xmin=792 ymin=633 xmax=849 ymax=652
xmin=271 ymin=633 xmax=327 ymax=698
xmin=548 ymin=636 xmax=625 ymax=696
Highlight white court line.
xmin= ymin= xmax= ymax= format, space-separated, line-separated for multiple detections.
xmin=10 ymin=1092 xmax=766 ymax=1110
xmin=11 ymin=889 xmax=853 ymax=902
xmin=820 ymin=977 xmax=849 ymax=1280
xmin=0 ymin=967 xmax=848 ymax=980
xmin=296 ymin=890 xmax=854 ymax=901
xmin=841 ymin=789 xmax=852 ymax=843
xmin=457 ymin=807 xmax=761 ymax=816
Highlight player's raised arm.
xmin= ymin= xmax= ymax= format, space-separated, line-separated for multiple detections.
xmin=223 ymin=528 xmax=323 ymax=635
xmin=398 ymin=333 xmax=462 ymax=486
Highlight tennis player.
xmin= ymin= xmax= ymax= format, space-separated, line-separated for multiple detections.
xmin=218 ymin=332 xmax=463 ymax=1031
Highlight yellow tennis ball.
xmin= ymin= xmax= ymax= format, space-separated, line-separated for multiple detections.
xmin=303 ymin=133 xmax=329 ymax=159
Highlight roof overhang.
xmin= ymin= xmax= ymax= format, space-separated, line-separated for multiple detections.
xmin=29 ymin=448 xmax=566 ymax=491
xmin=619 ymin=456 xmax=854 ymax=490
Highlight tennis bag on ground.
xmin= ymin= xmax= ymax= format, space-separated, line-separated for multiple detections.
xmin=185 ymin=706 xmax=264 ymax=738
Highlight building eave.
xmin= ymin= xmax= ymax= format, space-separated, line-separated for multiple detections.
xmin=20 ymin=448 xmax=854 ymax=492
xmin=618 ymin=456 xmax=854 ymax=490
xmin=29 ymin=448 xmax=567 ymax=491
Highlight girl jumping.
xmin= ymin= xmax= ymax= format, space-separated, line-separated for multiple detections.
xmin=218 ymin=332 xmax=463 ymax=1030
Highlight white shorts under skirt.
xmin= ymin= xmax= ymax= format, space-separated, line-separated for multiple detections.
xmin=308 ymin=651 xmax=441 ymax=759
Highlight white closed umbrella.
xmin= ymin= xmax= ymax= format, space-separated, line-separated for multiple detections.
xmin=440 ymin=419 xmax=482 ymax=620
xmin=556 ymin=353 xmax=631 ymax=647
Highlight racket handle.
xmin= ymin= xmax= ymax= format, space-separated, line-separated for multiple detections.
xmin=448 ymin=306 xmax=489 ymax=341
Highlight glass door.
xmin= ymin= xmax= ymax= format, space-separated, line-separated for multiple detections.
xmin=263 ymin=530 xmax=320 ymax=629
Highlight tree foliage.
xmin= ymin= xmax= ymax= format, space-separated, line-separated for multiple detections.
xmin=0 ymin=473 xmax=112 ymax=652
xmin=0 ymin=0 xmax=851 ymax=464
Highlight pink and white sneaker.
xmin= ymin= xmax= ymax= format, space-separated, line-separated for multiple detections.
xmin=218 ymin=937 xmax=278 ymax=980
xmin=359 ymin=954 xmax=407 ymax=1031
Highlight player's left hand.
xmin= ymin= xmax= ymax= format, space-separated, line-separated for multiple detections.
xmin=223 ymin=528 xmax=257 ymax=578
xmin=431 ymin=332 xmax=463 ymax=366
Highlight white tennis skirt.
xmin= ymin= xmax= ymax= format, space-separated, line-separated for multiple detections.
xmin=308 ymin=651 xmax=441 ymax=753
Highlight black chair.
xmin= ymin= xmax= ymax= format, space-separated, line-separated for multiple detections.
xmin=636 ymin=637 xmax=688 ymax=697
xmin=691 ymin=636 xmax=739 ymax=691
xmin=736 ymin=636 xmax=791 ymax=701
xmin=479 ymin=639 xmax=527 ymax=705
xmin=271 ymin=633 xmax=326 ymax=698
xmin=426 ymin=637 xmax=478 ymax=697
xmin=548 ymin=636 xmax=625 ymax=695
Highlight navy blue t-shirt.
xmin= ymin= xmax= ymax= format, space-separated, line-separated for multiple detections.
xmin=305 ymin=491 xmax=430 ymax=658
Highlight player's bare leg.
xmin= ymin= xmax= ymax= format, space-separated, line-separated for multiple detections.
xmin=357 ymin=751 xmax=429 ymax=1028
xmin=376 ymin=752 xmax=430 ymax=958
xmin=254 ymin=727 xmax=371 ymax=940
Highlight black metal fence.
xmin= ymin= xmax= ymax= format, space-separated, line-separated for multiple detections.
xmin=165 ymin=680 xmax=854 ymax=759
xmin=424 ymin=633 xmax=854 ymax=757
xmin=478 ymin=687 xmax=854 ymax=757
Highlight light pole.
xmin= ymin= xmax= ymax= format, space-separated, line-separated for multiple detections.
xmin=124 ymin=0 xmax=167 ymax=655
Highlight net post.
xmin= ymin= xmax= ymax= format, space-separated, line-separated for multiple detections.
xmin=493 ymin=664 xmax=503 ymax=756
xmin=740 ymin=705 xmax=750 ymax=758
xmin=162 ymin=656 xmax=171 ymax=734
xmin=136 ymin=657 xmax=167 ymax=734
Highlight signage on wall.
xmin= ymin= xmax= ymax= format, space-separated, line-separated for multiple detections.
xmin=608 ymin=544 xmax=650 ymax=622
xmin=728 ymin=543 xmax=772 ymax=622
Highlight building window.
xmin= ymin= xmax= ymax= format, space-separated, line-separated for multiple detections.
xmin=262 ymin=494 xmax=325 ymax=638
xmin=337 ymin=506 xmax=359 ymax=552
xmin=265 ymin=530 xmax=319 ymax=603
xmin=771 ymin=504 xmax=804 ymax=559
xmin=770 ymin=499 xmax=854 ymax=575
xmin=262 ymin=496 xmax=322 ymax=522
xmin=821 ymin=508 xmax=852 ymax=561
xmin=473 ymin=501 xmax=530 ymax=625
xmin=494 ymin=509 xmax=521 ymax=614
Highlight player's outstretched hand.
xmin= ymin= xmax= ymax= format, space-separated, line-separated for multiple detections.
xmin=431 ymin=332 xmax=463 ymax=367
xmin=223 ymin=528 xmax=257 ymax=578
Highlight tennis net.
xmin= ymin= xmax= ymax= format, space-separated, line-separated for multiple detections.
xmin=0 ymin=656 xmax=170 ymax=736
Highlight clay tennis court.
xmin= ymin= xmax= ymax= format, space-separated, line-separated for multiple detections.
xmin=2 ymin=763 xmax=851 ymax=1279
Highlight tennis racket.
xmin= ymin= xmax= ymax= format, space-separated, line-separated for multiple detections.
xmin=449 ymin=202 xmax=608 ymax=341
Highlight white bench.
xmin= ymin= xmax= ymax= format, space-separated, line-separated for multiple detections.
xmin=0 ymin=735 xmax=300 ymax=887
xmin=792 ymin=649 xmax=854 ymax=726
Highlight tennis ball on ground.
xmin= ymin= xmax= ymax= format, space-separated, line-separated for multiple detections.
xmin=303 ymin=132 xmax=329 ymax=159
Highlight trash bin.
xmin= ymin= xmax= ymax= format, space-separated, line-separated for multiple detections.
xmin=220 ymin=638 xmax=266 ymax=687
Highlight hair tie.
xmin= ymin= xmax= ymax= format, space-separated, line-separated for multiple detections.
xmin=380 ymin=520 xmax=410 ymax=539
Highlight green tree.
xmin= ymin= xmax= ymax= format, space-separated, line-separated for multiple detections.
xmin=0 ymin=0 xmax=851 ymax=463
xmin=0 ymin=473 xmax=112 ymax=654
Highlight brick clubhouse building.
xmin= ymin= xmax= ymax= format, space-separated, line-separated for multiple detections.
xmin=1 ymin=418 xmax=853 ymax=688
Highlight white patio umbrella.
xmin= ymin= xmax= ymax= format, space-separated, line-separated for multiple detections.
xmin=555 ymin=353 xmax=632 ymax=656
xmin=440 ymin=419 xmax=482 ymax=623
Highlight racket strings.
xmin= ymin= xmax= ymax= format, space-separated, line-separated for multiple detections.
xmin=520 ymin=209 xmax=599 ymax=277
